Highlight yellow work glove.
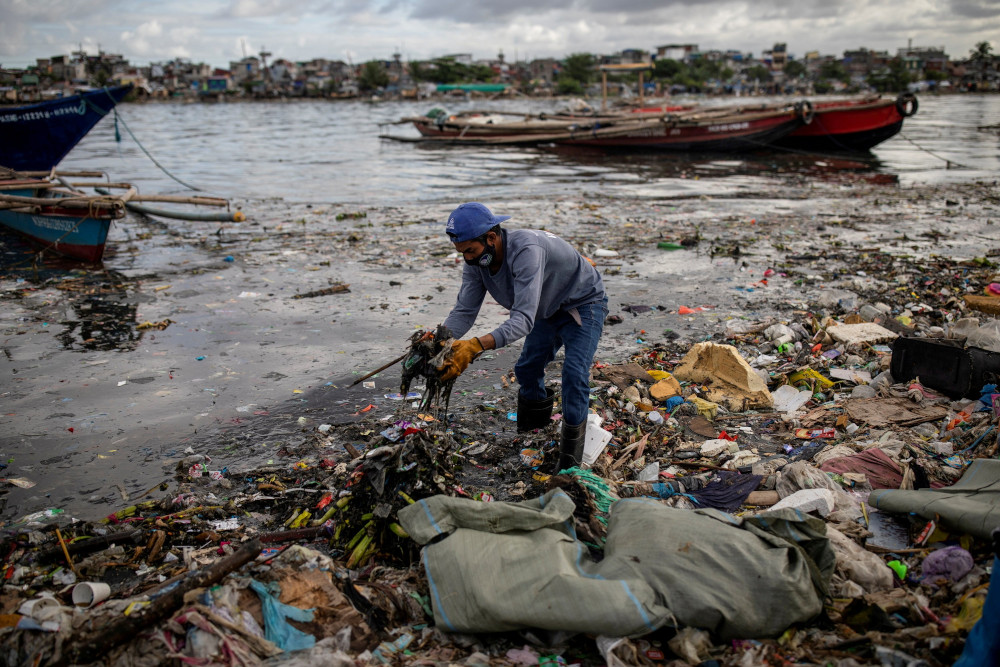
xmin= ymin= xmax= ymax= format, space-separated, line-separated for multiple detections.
xmin=437 ymin=338 xmax=484 ymax=382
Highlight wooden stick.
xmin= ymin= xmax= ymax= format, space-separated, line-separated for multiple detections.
xmin=350 ymin=351 xmax=409 ymax=386
xmin=57 ymin=539 xmax=262 ymax=666
xmin=54 ymin=528 xmax=78 ymax=577
xmin=37 ymin=529 xmax=142 ymax=563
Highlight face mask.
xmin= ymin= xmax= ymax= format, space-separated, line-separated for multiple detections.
xmin=465 ymin=239 xmax=495 ymax=268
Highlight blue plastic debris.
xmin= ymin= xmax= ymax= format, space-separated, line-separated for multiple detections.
xmin=248 ymin=579 xmax=316 ymax=652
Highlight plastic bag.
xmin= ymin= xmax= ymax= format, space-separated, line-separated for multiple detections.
xmin=248 ymin=579 xmax=316 ymax=652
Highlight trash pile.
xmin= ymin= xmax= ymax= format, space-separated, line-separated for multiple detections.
xmin=3 ymin=269 xmax=1000 ymax=666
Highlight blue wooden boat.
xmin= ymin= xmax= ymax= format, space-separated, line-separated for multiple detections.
xmin=0 ymin=177 xmax=126 ymax=262
xmin=0 ymin=85 xmax=132 ymax=172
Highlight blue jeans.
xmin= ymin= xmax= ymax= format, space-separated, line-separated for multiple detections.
xmin=954 ymin=555 xmax=1000 ymax=666
xmin=515 ymin=297 xmax=608 ymax=426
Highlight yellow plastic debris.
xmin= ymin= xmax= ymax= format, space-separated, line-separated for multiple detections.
xmin=688 ymin=396 xmax=719 ymax=420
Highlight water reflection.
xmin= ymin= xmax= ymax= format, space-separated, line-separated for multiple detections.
xmin=0 ymin=237 xmax=142 ymax=351
xmin=54 ymin=270 xmax=142 ymax=352
xmin=55 ymin=95 xmax=1000 ymax=204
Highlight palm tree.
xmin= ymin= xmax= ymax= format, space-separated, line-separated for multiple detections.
xmin=969 ymin=41 xmax=994 ymax=87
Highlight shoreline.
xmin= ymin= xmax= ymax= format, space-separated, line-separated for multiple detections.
xmin=1 ymin=175 xmax=998 ymax=524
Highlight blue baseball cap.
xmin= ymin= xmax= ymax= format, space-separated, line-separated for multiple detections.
xmin=445 ymin=202 xmax=511 ymax=243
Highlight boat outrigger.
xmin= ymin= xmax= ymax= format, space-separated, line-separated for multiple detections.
xmin=0 ymin=168 xmax=244 ymax=263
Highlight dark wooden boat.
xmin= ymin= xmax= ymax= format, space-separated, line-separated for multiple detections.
xmin=774 ymin=93 xmax=918 ymax=152
xmin=0 ymin=85 xmax=133 ymax=172
xmin=386 ymin=102 xmax=813 ymax=152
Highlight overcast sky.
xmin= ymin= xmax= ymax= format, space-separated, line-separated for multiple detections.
xmin=1 ymin=0 xmax=997 ymax=70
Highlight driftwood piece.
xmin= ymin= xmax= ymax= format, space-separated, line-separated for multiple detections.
xmin=291 ymin=283 xmax=350 ymax=299
xmin=57 ymin=538 xmax=262 ymax=666
xmin=35 ymin=528 xmax=143 ymax=563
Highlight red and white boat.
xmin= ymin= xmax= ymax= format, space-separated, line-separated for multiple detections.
xmin=773 ymin=93 xmax=918 ymax=152
xmin=385 ymin=93 xmax=916 ymax=153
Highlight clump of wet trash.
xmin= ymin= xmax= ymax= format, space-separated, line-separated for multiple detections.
xmin=3 ymin=196 xmax=1000 ymax=665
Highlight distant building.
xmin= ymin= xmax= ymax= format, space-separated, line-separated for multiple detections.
xmin=529 ymin=58 xmax=559 ymax=86
xmin=897 ymin=43 xmax=949 ymax=76
xmin=229 ymin=56 xmax=261 ymax=84
xmin=766 ymin=43 xmax=787 ymax=71
xmin=655 ymin=44 xmax=698 ymax=62
xmin=441 ymin=53 xmax=473 ymax=66
xmin=843 ymin=48 xmax=891 ymax=78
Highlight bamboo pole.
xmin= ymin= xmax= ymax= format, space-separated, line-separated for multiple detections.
xmin=92 ymin=187 xmax=240 ymax=220
xmin=86 ymin=184 xmax=228 ymax=206
xmin=132 ymin=195 xmax=229 ymax=206
xmin=16 ymin=170 xmax=106 ymax=178
xmin=0 ymin=182 xmax=56 ymax=191
xmin=119 ymin=200 xmax=245 ymax=222
xmin=0 ymin=193 xmax=123 ymax=211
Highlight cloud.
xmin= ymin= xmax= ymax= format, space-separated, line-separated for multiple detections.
xmin=2 ymin=0 xmax=997 ymax=69
xmin=121 ymin=20 xmax=164 ymax=55
xmin=947 ymin=0 xmax=1000 ymax=18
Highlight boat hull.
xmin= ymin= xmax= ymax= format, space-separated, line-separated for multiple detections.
xmin=408 ymin=110 xmax=804 ymax=152
xmin=0 ymin=208 xmax=113 ymax=262
xmin=775 ymin=96 xmax=909 ymax=152
xmin=0 ymin=85 xmax=133 ymax=172
xmin=553 ymin=114 xmax=802 ymax=151
xmin=0 ymin=185 xmax=116 ymax=262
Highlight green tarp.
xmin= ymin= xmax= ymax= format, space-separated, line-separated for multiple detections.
xmin=435 ymin=84 xmax=508 ymax=93
xmin=869 ymin=458 xmax=1000 ymax=540
xmin=398 ymin=488 xmax=833 ymax=640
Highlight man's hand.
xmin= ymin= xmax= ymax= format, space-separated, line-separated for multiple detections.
xmin=437 ymin=338 xmax=484 ymax=382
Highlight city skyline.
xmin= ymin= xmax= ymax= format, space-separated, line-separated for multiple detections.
xmin=1 ymin=0 xmax=996 ymax=70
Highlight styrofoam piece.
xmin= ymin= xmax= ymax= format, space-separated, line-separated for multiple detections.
xmin=582 ymin=414 xmax=613 ymax=466
xmin=700 ymin=439 xmax=734 ymax=457
xmin=769 ymin=488 xmax=836 ymax=517
xmin=827 ymin=323 xmax=898 ymax=348
xmin=771 ymin=384 xmax=812 ymax=413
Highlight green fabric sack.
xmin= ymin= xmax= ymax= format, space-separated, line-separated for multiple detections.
xmin=398 ymin=489 xmax=832 ymax=640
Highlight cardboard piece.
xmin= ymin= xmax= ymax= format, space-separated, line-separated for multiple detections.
xmin=963 ymin=294 xmax=1000 ymax=316
xmin=844 ymin=397 xmax=948 ymax=427
xmin=672 ymin=342 xmax=773 ymax=410
xmin=598 ymin=363 xmax=654 ymax=390
xmin=649 ymin=375 xmax=683 ymax=401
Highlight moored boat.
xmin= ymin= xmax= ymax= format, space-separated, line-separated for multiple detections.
xmin=0 ymin=85 xmax=133 ymax=172
xmin=773 ymin=93 xmax=917 ymax=152
xmin=0 ymin=170 xmax=244 ymax=263
xmin=0 ymin=172 xmax=128 ymax=262
xmin=386 ymin=101 xmax=813 ymax=152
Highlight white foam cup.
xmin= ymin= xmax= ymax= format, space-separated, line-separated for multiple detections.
xmin=72 ymin=582 xmax=111 ymax=608
xmin=18 ymin=596 xmax=59 ymax=617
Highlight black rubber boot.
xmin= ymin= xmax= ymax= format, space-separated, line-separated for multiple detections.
xmin=516 ymin=388 xmax=554 ymax=433
xmin=557 ymin=420 xmax=586 ymax=472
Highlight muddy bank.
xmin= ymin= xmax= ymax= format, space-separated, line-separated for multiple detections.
xmin=1 ymin=175 xmax=998 ymax=524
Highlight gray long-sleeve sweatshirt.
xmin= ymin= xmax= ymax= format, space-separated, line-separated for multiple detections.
xmin=442 ymin=228 xmax=605 ymax=348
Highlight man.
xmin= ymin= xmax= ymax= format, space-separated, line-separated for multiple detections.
xmin=436 ymin=202 xmax=607 ymax=471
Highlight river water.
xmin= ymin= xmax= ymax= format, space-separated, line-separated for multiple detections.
xmin=2 ymin=93 xmax=998 ymax=524
xmin=60 ymin=93 xmax=1000 ymax=204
